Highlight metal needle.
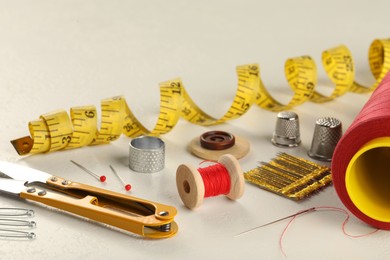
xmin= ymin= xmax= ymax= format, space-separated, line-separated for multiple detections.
xmin=109 ymin=165 xmax=131 ymax=191
xmin=235 ymin=207 xmax=316 ymax=237
xmin=70 ymin=160 xmax=106 ymax=182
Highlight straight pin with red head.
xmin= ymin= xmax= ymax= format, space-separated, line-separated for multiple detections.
xmin=109 ymin=165 xmax=131 ymax=191
xmin=70 ymin=160 xmax=106 ymax=182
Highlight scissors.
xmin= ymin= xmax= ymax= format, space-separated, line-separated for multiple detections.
xmin=0 ymin=161 xmax=178 ymax=239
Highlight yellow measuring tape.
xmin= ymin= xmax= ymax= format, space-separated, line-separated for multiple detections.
xmin=11 ymin=38 xmax=390 ymax=155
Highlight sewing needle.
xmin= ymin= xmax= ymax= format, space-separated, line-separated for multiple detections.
xmin=235 ymin=207 xmax=316 ymax=237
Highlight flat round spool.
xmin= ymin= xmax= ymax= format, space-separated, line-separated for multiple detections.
xmin=176 ymin=164 xmax=205 ymax=209
xmin=218 ymin=154 xmax=245 ymax=200
xmin=189 ymin=135 xmax=250 ymax=161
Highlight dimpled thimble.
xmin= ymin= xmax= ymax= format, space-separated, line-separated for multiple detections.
xmin=271 ymin=111 xmax=301 ymax=147
xmin=129 ymin=136 xmax=165 ymax=173
xmin=308 ymin=117 xmax=342 ymax=161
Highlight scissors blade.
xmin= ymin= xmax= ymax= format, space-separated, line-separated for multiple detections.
xmin=0 ymin=178 xmax=27 ymax=195
xmin=0 ymin=161 xmax=51 ymax=183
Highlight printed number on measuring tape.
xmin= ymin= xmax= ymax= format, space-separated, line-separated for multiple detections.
xmin=11 ymin=38 xmax=390 ymax=155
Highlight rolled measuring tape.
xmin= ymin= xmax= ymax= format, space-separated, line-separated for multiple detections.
xmin=10 ymin=39 xmax=390 ymax=155
xmin=332 ymin=71 xmax=390 ymax=230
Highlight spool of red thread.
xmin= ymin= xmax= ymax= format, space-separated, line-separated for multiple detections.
xmin=176 ymin=154 xmax=245 ymax=209
xmin=332 ymin=72 xmax=390 ymax=229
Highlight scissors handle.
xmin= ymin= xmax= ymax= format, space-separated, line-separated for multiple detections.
xmin=20 ymin=182 xmax=178 ymax=239
xmin=46 ymin=176 xmax=176 ymax=218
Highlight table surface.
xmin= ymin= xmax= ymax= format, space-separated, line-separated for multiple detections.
xmin=1 ymin=1 xmax=389 ymax=259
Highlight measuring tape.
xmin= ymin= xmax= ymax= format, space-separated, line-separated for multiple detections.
xmin=11 ymin=39 xmax=390 ymax=155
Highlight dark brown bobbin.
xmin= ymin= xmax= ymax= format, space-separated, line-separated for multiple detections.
xmin=200 ymin=131 xmax=235 ymax=150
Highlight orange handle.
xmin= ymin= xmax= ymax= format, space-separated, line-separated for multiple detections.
xmin=46 ymin=176 xmax=176 ymax=219
xmin=20 ymin=184 xmax=178 ymax=239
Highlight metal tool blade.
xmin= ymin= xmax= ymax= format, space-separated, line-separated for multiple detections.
xmin=0 ymin=178 xmax=27 ymax=195
xmin=0 ymin=161 xmax=51 ymax=183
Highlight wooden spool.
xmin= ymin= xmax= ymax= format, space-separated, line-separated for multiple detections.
xmin=176 ymin=154 xmax=245 ymax=209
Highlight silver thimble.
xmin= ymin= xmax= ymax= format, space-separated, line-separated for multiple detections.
xmin=308 ymin=117 xmax=342 ymax=161
xmin=129 ymin=136 xmax=165 ymax=173
xmin=271 ymin=111 xmax=301 ymax=147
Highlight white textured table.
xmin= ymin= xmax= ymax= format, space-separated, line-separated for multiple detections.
xmin=1 ymin=1 xmax=389 ymax=259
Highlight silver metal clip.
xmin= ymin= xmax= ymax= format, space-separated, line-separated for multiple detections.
xmin=0 ymin=229 xmax=36 ymax=240
xmin=0 ymin=208 xmax=34 ymax=217
xmin=0 ymin=218 xmax=36 ymax=228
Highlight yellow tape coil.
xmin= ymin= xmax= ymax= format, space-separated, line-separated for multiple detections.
xmin=11 ymin=39 xmax=390 ymax=155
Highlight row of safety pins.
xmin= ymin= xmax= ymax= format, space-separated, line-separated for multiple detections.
xmin=0 ymin=208 xmax=36 ymax=240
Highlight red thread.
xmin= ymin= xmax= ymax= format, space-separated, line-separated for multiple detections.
xmin=279 ymin=212 xmax=298 ymax=257
xmin=279 ymin=206 xmax=379 ymax=257
xmin=314 ymin=206 xmax=379 ymax=237
xmin=332 ymin=71 xmax=390 ymax=229
xmin=198 ymin=163 xmax=231 ymax=198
